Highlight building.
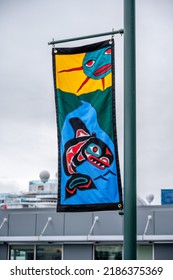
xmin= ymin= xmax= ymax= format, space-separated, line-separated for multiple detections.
xmin=0 ymin=176 xmax=57 ymax=209
xmin=1 ymin=204 xmax=173 ymax=260
xmin=1 ymin=174 xmax=172 ymax=260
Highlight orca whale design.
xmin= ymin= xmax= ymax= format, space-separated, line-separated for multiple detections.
xmin=63 ymin=118 xmax=114 ymax=198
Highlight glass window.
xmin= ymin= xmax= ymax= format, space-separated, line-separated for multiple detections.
xmin=95 ymin=244 xmax=122 ymax=260
xmin=38 ymin=185 xmax=44 ymax=191
xmin=36 ymin=245 xmax=62 ymax=260
xmin=9 ymin=245 xmax=34 ymax=260
xmin=137 ymin=244 xmax=153 ymax=260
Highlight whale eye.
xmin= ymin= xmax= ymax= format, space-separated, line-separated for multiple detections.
xmin=86 ymin=60 xmax=95 ymax=67
xmin=105 ymin=48 xmax=111 ymax=55
xmin=86 ymin=144 xmax=101 ymax=157
xmin=93 ymin=146 xmax=98 ymax=153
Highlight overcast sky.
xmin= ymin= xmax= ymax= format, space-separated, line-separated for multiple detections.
xmin=0 ymin=0 xmax=173 ymax=204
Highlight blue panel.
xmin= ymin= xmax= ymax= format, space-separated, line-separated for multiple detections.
xmin=161 ymin=189 xmax=173 ymax=204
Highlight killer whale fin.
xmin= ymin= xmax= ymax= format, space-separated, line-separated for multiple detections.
xmin=69 ymin=118 xmax=90 ymax=138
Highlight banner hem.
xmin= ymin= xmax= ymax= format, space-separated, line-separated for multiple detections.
xmin=57 ymin=202 xmax=123 ymax=212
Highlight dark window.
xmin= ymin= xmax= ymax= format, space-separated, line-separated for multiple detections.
xmin=95 ymin=244 xmax=122 ymax=260
xmin=9 ymin=245 xmax=34 ymax=260
xmin=36 ymin=245 xmax=62 ymax=260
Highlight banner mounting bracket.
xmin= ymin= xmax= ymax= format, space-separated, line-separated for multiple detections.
xmin=48 ymin=29 xmax=124 ymax=45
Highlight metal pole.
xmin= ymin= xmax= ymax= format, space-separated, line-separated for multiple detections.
xmin=48 ymin=29 xmax=124 ymax=45
xmin=123 ymin=0 xmax=136 ymax=259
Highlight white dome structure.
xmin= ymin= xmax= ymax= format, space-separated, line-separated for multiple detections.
xmin=39 ymin=170 xmax=50 ymax=183
xmin=146 ymin=194 xmax=154 ymax=204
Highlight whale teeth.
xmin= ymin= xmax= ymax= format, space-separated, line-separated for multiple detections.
xmin=89 ymin=157 xmax=106 ymax=169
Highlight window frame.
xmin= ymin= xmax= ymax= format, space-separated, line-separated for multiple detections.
xmin=8 ymin=243 xmax=63 ymax=260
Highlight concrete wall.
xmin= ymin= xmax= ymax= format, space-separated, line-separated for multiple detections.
xmin=2 ymin=206 xmax=173 ymax=237
xmin=0 ymin=209 xmax=123 ymax=237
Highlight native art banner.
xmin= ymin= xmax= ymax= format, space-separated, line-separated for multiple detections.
xmin=52 ymin=39 xmax=122 ymax=212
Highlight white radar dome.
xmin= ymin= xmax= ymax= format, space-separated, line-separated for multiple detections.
xmin=39 ymin=170 xmax=50 ymax=183
xmin=146 ymin=194 xmax=154 ymax=204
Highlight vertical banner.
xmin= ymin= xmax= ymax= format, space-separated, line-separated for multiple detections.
xmin=52 ymin=39 xmax=122 ymax=211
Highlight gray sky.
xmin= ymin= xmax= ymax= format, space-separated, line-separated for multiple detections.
xmin=0 ymin=0 xmax=173 ymax=204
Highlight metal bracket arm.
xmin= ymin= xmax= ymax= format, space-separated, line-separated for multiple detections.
xmin=39 ymin=217 xmax=52 ymax=237
xmin=0 ymin=218 xmax=8 ymax=231
xmin=48 ymin=29 xmax=124 ymax=45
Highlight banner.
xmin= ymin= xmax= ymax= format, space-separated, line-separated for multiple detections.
xmin=52 ymin=39 xmax=122 ymax=211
